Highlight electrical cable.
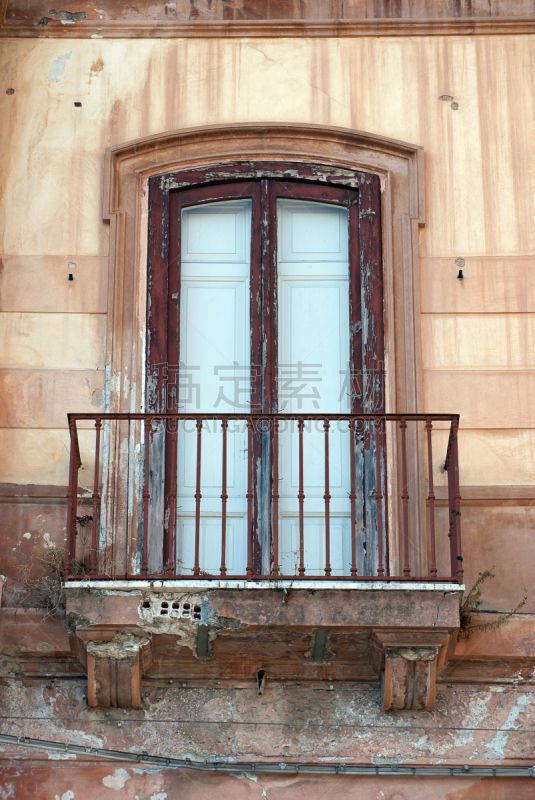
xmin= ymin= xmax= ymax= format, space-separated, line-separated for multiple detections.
xmin=1 ymin=733 xmax=534 ymax=777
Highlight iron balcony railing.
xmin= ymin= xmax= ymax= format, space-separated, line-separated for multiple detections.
xmin=64 ymin=413 xmax=462 ymax=583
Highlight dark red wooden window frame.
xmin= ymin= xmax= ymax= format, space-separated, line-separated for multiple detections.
xmin=147 ymin=162 xmax=384 ymax=574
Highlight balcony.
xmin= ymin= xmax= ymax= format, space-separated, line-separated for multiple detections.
xmin=64 ymin=413 xmax=463 ymax=711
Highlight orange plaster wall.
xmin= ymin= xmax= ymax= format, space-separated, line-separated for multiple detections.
xmin=1 ymin=764 xmax=534 ymax=800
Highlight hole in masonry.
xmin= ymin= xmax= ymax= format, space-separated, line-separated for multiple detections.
xmin=172 ymin=602 xmax=179 ymax=610
xmin=183 ymin=603 xmax=190 ymax=610
xmin=193 ymin=605 xmax=202 ymax=620
xmin=256 ymin=669 xmax=267 ymax=695
xmin=74 ymin=102 xmax=82 ymax=107
xmin=161 ymin=602 xmax=168 ymax=608
xmin=142 ymin=600 xmax=150 ymax=609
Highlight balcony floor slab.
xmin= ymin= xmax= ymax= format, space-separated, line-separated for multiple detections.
xmin=65 ymin=579 xmax=464 ymax=592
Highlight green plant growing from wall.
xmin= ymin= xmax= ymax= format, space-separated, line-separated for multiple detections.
xmin=459 ymin=568 xmax=527 ymax=639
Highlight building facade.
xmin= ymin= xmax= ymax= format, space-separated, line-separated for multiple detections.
xmin=1 ymin=2 xmax=535 ymax=798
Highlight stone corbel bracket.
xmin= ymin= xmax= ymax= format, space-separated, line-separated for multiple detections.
xmin=374 ymin=630 xmax=453 ymax=711
xmin=75 ymin=627 xmax=152 ymax=709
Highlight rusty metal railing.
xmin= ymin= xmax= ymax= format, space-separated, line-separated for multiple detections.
xmin=64 ymin=413 xmax=462 ymax=583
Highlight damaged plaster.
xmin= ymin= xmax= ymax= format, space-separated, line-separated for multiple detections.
xmin=485 ymin=693 xmax=533 ymax=759
xmin=48 ymin=51 xmax=72 ymax=83
xmin=2 ymin=28 xmax=535 ymax=796
xmin=0 ymin=645 xmax=23 ymax=677
xmin=102 ymin=767 xmax=131 ymax=789
xmin=39 ymin=9 xmax=87 ymax=26
xmin=135 ymin=591 xmax=245 ymax=657
xmin=86 ymin=631 xmax=150 ymax=660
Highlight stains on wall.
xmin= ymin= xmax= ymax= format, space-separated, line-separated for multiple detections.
xmin=88 ymin=56 xmax=103 ymax=85
xmin=1 ymin=29 xmax=535 ymax=793
xmin=2 ymin=35 xmax=533 ymax=497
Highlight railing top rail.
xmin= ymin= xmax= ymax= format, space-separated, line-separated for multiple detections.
xmin=68 ymin=412 xmax=460 ymax=423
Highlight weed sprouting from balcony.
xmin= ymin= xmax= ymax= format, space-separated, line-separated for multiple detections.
xmin=12 ymin=544 xmax=87 ymax=616
xmin=459 ymin=568 xmax=527 ymax=639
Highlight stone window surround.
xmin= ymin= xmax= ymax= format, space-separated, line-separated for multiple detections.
xmin=102 ymin=122 xmax=427 ymax=575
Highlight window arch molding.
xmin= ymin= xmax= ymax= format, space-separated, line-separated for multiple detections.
xmin=103 ymin=123 xmax=424 ymax=417
xmin=102 ymin=123 xmax=427 ymax=573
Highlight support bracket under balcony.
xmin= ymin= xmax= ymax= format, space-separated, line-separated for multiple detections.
xmin=66 ymin=583 xmax=461 ymax=711
xmin=75 ymin=627 xmax=153 ymax=709
xmin=373 ymin=630 xmax=452 ymax=711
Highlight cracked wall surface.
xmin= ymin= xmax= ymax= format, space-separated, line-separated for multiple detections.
xmin=0 ymin=680 xmax=534 ymax=764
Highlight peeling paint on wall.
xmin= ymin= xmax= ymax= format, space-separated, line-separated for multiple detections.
xmin=2 ymin=30 xmax=535 ymax=798
xmin=102 ymin=768 xmax=132 ymax=789
xmin=48 ymin=752 xmax=77 ymax=759
xmin=485 ymin=692 xmax=533 ymax=759
xmin=48 ymin=51 xmax=72 ymax=83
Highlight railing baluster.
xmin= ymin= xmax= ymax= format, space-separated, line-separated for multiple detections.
xmin=111 ymin=418 xmax=117 ymax=578
xmin=126 ymin=418 xmax=131 ymax=578
xmin=426 ymin=418 xmax=437 ymax=578
xmin=246 ymin=419 xmax=253 ymax=578
xmin=64 ymin=418 xmax=78 ymax=578
xmin=220 ymin=418 xmax=228 ymax=577
xmin=298 ymin=418 xmax=305 ymax=577
xmin=89 ymin=418 xmax=101 ymax=575
xmin=165 ymin=420 xmax=178 ymax=576
xmin=142 ymin=418 xmax=151 ymax=576
xmin=323 ymin=418 xmax=331 ymax=576
xmin=272 ymin=418 xmax=279 ymax=575
xmin=73 ymin=430 xmax=80 ymax=570
xmin=400 ymin=418 xmax=411 ymax=578
xmin=349 ymin=419 xmax=358 ymax=578
xmin=193 ymin=419 xmax=202 ymax=576
xmin=452 ymin=419 xmax=463 ymax=581
xmin=447 ymin=432 xmax=455 ymax=578
xmin=374 ymin=417 xmax=385 ymax=577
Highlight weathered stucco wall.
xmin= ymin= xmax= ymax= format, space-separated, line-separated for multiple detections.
xmin=0 ymin=32 xmax=534 ymax=797
xmin=1 ymin=35 xmax=535 ymax=485
xmin=1 ymin=34 xmax=534 ymax=602
xmin=1 ymin=764 xmax=534 ymax=800
xmin=1 ymin=679 xmax=534 ymax=780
